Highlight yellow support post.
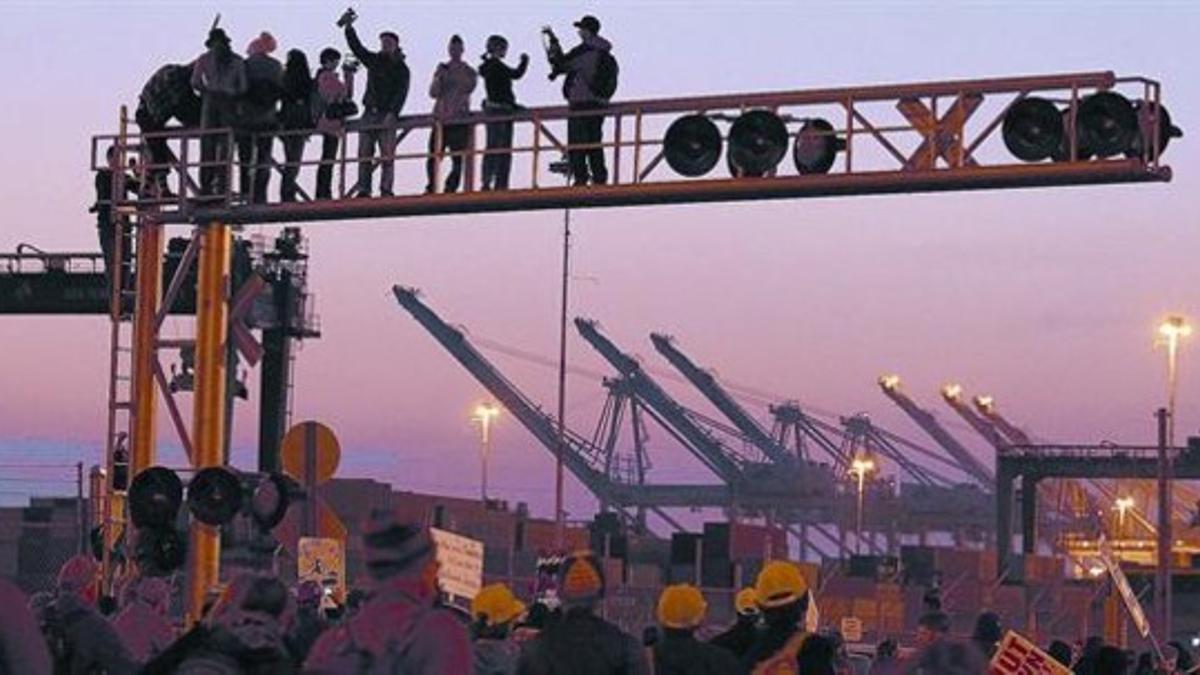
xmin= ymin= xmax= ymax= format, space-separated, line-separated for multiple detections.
xmin=130 ymin=221 xmax=163 ymax=475
xmin=187 ymin=222 xmax=231 ymax=624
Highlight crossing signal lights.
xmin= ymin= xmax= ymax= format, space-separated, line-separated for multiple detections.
xmin=1003 ymin=92 xmax=1181 ymax=163
xmin=128 ymin=467 xmax=186 ymax=575
xmin=660 ymin=111 xmax=846 ymax=180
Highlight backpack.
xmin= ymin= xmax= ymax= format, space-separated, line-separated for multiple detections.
xmin=591 ymin=51 xmax=619 ymax=101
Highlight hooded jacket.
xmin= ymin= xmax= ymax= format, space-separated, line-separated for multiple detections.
xmin=515 ymin=606 xmax=649 ymax=675
xmin=551 ymin=35 xmax=613 ymax=105
xmin=304 ymin=576 xmax=473 ymax=674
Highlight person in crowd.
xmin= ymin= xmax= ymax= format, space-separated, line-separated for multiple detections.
xmin=1168 ymin=641 xmax=1195 ymax=674
xmin=40 ymin=555 xmax=137 ymax=675
xmin=135 ymin=61 xmax=202 ymax=195
xmin=970 ymin=611 xmax=1002 ymax=662
xmin=426 ymin=34 xmax=478 ymax=194
xmin=238 ymin=31 xmax=284 ymax=203
xmin=545 ymin=14 xmax=615 ymax=186
xmin=651 ymin=584 xmax=742 ymax=675
xmin=796 ymin=633 xmax=838 ymax=675
xmin=1095 ymin=645 xmax=1129 ymax=675
xmin=142 ymin=573 xmax=295 ymax=675
xmin=868 ymin=638 xmax=901 ymax=675
xmin=313 ymin=47 xmax=349 ymax=200
xmin=1075 ymin=636 xmax=1107 ymax=675
xmin=1047 ymin=639 xmax=1073 ymax=668
xmin=285 ymin=580 xmax=328 ymax=667
xmin=511 ymin=601 xmax=552 ymax=646
xmin=0 ymin=576 xmax=51 ymax=675
xmin=192 ymin=26 xmax=247 ymax=196
xmin=515 ymin=550 xmax=648 ymax=675
xmin=91 ymin=145 xmax=139 ymax=293
xmin=709 ymin=587 xmax=761 ymax=659
xmin=110 ymin=575 xmax=174 ymax=664
xmin=470 ymin=582 xmax=526 ymax=675
xmin=913 ymin=611 xmax=950 ymax=651
xmin=741 ymin=561 xmax=812 ymax=674
xmin=278 ymin=49 xmax=314 ymax=202
xmin=478 ymin=35 xmax=527 ymax=191
xmin=340 ymin=8 xmax=410 ymax=198
xmin=304 ymin=511 xmax=472 ymax=674
xmin=905 ymin=638 xmax=988 ymax=675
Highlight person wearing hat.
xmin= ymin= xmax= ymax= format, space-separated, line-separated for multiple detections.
xmin=515 ymin=550 xmax=648 ymax=675
xmin=545 ymin=14 xmax=615 ymax=187
xmin=40 ymin=555 xmax=137 ymax=675
xmin=339 ymin=7 xmax=410 ymax=198
xmin=710 ymin=586 xmax=762 ymax=659
xmin=652 ymin=584 xmax=744 ymax=675
xmin=479 ymin=34 xmax=528 ymax=191
xmin=304 ymin=511 xmax=472 ymax=674
xmin=237 ymin=31 xmax=284 ymax=204
xmin=425 ymin=34 xmax=477 ymax=194
xmin=110 ymin=575 xmax=175 ymax=664
xmin=470 ymin=583 xmax=525 ymax=675
xmin=192 ymin=26 xmax=247 ymax=196
xmin=742 ymin=560 xmax=812 ymax=675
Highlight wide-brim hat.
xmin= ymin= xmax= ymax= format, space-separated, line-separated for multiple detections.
xmin=206 ymin=28 xmax=231 ymax=48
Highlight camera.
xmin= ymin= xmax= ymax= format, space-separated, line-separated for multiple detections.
xmin=341 ymin=57 xmax=360 ymax=73
xmin=336 ymin=7 xmax=357 ymax=28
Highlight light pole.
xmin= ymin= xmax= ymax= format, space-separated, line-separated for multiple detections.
xmin=473 ymin=403 xmax=500 ymax=502
xmin=849 ymin=456 xmax=876 ymax=555
xmin=1113 ymin=495 xmax=1135 ymax=537
xmin=1158 ymin=315 xmax=1191 ymax=447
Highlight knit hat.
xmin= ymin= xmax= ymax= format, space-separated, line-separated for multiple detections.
xmin=247 ymin=31 xmax=277 ymax=56
xmin=557 ymin=550 xmax=605 ymax=604
xmin=362 ymin=509 xmax=435 ymax=581
xmin=57 ymin=555 xmax=98 ymax=595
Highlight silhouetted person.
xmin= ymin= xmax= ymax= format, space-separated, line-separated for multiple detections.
xmin=92 ymin=145 xmax=139 ymax=292
xmin=426 ymin=34 xmax=478 ymax=193
xmin=41 ymin=555 xmax=137 ymax=675
xmin=795 ymin=633 xmax=837 ymax=675
xmin=741 ymin=562 xmax=812 ymax=673
xmin=135 ymin=62 xmax=202 ymax=195
xmin=192 ymin=27 xmax=247 ymax=196
xmin=546 ymin=15 xmax=616 ymax=186
xmin=341 ymin=8 xmax=410 ymax=198
xmin=279 ymin=49 xmax=314 ymax=202
xmin=479 ymin=35 xmax=527 ymax=191
xmin=1048 ymin=640 xmax=1073 ymax=667
xmin=709 ymin=587 xmax=760 ymax=659
xmin=970 ymin=611 xmax=1002 ymax=661
xmin=238 ymin=31 xmax=283 ymax=203
xmin=314 ymin=48 xmax=349 ymax=200
xmin=652 ymin=584 xmax=743 ymax=675
xmin=1095 ymin=645 xmax=1129 ymax=675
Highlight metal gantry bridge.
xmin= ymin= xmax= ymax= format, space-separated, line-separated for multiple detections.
xmin=0 ymin=68 xmax=1179 ymax=617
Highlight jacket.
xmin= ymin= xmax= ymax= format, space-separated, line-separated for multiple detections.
xmin=0 ymin=578 xmax=51 ymax=675
xmin=138 ymin=63 xmax=202 ymax=127
xmin=109 ymin=601 xmax=174 ymax=663
xmin=240 ymin=53 xmax=284 ymax=130
xmin=654 ymin=629 xmax=744 ymax=675
xmin=41 ymin=594 xmax=137 ymax=675
xmin=304 ymin=576 xmax=473 ymax=675
xmin=514 ymin=607 xmax=649 ymax=675
xmin=479 ymin=57 xmax=527 ymax=108
xmin=191 ymin=51 xmax=248 ymax=98
xmin=710 ymin=618 xmax=760 ymax=660
xmin=141 ymin=611 xmax=294 ymax=675
xmin=429 ymin=60 xmax=478 ymax=121
xmin=314 ymin=68 xmax=348 ymax=135
xmin=474 ymin=638 xmax=520 ymax=675
xmin=550 ymin=35 xmax=613 ymax=105
xmin=345 ymin=26 xmax=411 ymax=114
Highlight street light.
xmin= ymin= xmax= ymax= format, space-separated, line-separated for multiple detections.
xmin=1157 ymin=315 xmax=1192 ymax=446
xmin=472 ymin=403 xmax=501 ymax=502
xmin=1113 ymin=495 xmax=1136 ymax=536
xmin=848 ymin=456 xmax=876 ymax=555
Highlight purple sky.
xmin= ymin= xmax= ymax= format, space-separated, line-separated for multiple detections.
xmin=0 ymin=2 xmax=1197 ymax=518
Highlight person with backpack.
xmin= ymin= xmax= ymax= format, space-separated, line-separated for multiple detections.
xmin=279 ymin=49 xmax=314 ymax=202
xmin=514 ymin=550 xmax=649 ymax=675
xmin=313 ymin=47 xmax=349 ymax=200
xmin=545 ymin=14 xmax=617 ymax=186
xmin=340 ymin=7 xmax=410 ymax=198
xmin=426 ymin=34 xmax=478 ymax=194
xmin=238 ymin=31 xmax=284 ymax=204
xmin=40 ymin=555 xmax=137 ymax=675
xmin=479 ymin=35 xmax=528 ymax=191
xmin=303 ymin=511 xmax=472 ymax=674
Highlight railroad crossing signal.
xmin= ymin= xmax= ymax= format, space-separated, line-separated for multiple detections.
xmin=280 ymin=421 xmax=345 ymax=541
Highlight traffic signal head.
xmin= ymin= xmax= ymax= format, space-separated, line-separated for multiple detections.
xmin=128 ymin=467 xmax=183 ymax=529
xmin=187 ymin=467 xmax=244 ymax=527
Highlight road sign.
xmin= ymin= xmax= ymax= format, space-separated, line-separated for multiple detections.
xmin=431 ymin=527 xmax=484 ymax=601
xmin=1099 ymin=535 xmax=1151 ymax=638
xmin=298 ymin=536 xmax=345 ymax=601
xmin=281 ymin=421 xmax=341 ymax=485
xmin=840 ymin=616 xmax=863 ymax=643
xmin=990 ymin=630 xmax=1071 ymax=675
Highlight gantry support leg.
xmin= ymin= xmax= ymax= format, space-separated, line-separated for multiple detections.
xmin=187 ymin=222 xmax=230 ymax=623
xmin=130 ymin=220 xmax=164 ymax=475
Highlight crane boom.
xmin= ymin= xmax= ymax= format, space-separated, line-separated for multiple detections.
xmin=940 ymin=384 xmax=1009 ymax=449
xmin=575 ymin=319 xmax=745 ymax=484
xmin=650 ymin=333 xmax=792 ymax=465
xmin=878 ymin=376 xmax=994 ymax=487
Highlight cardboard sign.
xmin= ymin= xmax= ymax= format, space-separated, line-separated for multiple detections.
xmin=430 ymin=527 xmax=484 ymax=600
xmin=841 ymin=616 xmax=863 ymax=643
xmin=1099 ymin=535 xmax=1151 ymax=638
xmin=298 ymin=537 xmax=345 ymax=601
xmin=990 ymin=630 xmax=1073 ymax=675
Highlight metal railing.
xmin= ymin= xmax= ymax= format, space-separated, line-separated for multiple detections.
xmin=89 ymin=70 xmax=1171 ymax=224
xmin=998 ymin=444 xmax=1181 ymax=460
xmin=0 ymin=245 xmax=106 ymax=275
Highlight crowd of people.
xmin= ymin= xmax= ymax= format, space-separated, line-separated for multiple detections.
xmin=0 ymin=510 xmax=1194 ymax=674
xmin=111 ymin=6 xmax=617 ymax=214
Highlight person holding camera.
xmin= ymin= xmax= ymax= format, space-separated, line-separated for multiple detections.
xmin=340 ymin=7 xmax=410 ymax=198
xmin=544 ymin=15 xmax=617 ymax=187
xmin=426 ymin=34 xmax=477 ymax=194
xmin=479 ymin=35 xmax=527 ymax=191
xmin=313 ymin=48 xmax=349 ymax=200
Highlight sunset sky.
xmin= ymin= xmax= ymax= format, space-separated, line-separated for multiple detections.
xmin=0 ymin=1 xmax=1196 ymax=520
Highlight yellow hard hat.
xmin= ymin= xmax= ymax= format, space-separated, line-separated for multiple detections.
xmin=471 ymin=583 xmax=527 ymax=627
xmin=735 ymin=587 xmax=760 ymax=615
xmin=755 ymin=561 xmax=809 ymax=609
xmin=657 ymin=584 xmax=708 ymax=629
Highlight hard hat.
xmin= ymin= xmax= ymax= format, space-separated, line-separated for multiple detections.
xmin=471 ymin=583 xmax=526 ymax=626
xmin=735 ymin=587 xmax=760 ymax=615
xmin=657 ymin=584 xmax=707 ymax=629
xmin=755 ymin=561 xmax=809 ymax=609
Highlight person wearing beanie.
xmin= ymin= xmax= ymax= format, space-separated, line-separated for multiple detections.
xmin=742 ymin=561 xmax=812 ymax=674
xmin=41 ymin=555 xmax=137 ymax=675
xmin=237 ymin=30 xmax=284 ymax=204
xmin=304 ymin=511 xmax=472 ymax=674
xmin=425 ymin=34 xmax=478 ymax=194
xmin=470 ymin=583 xmax=525 ymax=675
xmin=515 ymin=550 xmax=648 ymax=675
xmin=110 ymin=575 xmax=175 ymax=664
xmin=192 ymin=26 xmax=247 ymax=195
xmin=710 ymin=586 xmax=762 ymax=659
xmin=652 ymin=584 xmax=743 ymax=675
